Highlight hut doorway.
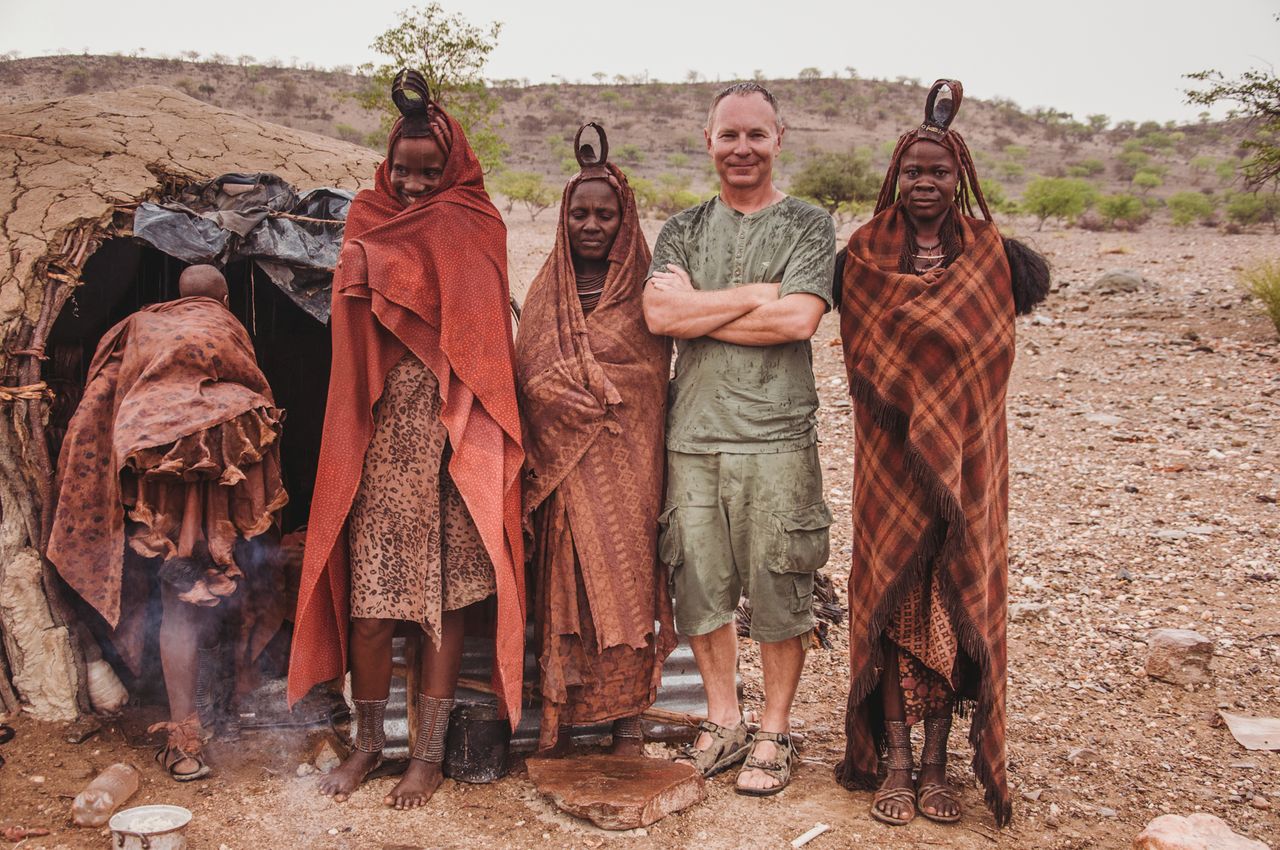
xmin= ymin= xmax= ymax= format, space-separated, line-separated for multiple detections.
xmin=43 ymin=238 xmax=331 ymax=532
xmin=40 ymin=239 xmax=331 ymax=708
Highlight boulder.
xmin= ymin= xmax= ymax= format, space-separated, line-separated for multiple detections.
xmin=1092 ymin=269 xmax=1147 ymax=294
xmin=1132 ymin=813 xmax=1270 ymax=849
xmin=526 ymin=755 xmax=704 ymax=830
xmin=1146 ymin=628 xmax=1213 ymax=686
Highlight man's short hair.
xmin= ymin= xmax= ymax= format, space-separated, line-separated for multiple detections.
xmin=705 ymin=82 xmax=784 ymax=131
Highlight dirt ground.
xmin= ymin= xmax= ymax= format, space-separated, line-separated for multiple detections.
xmin=1 ymin=216 xmax=1278 ymax=849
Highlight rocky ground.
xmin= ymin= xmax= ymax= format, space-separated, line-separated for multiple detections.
xmin=1 ymin=218 xmax=1277 ymax=849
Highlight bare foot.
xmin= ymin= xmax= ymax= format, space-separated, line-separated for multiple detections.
xmin=317 ymin=749 xmax=380 ymax=802
xmin=872 ymin=766 xmax=916 ymax=824
xmin=918 ymin=763 xmax=961 ymax=821
xmin=384 ymin=759 xmax=444 ymax=809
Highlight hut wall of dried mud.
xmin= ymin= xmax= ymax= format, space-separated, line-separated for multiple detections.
xmin=0 ymin=86 xmax=378 ymax=720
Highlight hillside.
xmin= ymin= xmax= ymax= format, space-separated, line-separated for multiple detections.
xmin=0 ymin=54 xmax=1249 ymax=212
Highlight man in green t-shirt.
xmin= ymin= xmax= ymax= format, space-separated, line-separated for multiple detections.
xmin=644 ymin=82 xmax=835 ymax=796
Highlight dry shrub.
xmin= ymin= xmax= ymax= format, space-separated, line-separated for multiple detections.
xmin=1240 ymin=260 xmax=1280 ymax=337
xmin=1076 ymin=211 xmax=1107 ymax=232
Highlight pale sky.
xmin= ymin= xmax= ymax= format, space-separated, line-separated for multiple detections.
xmin=2 ymin=0 xmax=1276 ymax=124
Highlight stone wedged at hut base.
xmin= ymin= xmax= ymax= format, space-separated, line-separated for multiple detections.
xmin=526 ymin=755 xmax=705 ymax=830
xmin=1132 ymin=813 xmax=1271 ymax=850
xmin=1145 ymin=628 xmax=1214 ymax=686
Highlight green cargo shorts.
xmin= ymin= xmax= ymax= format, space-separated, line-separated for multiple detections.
xmin=658 ymin=446 xmax=832 ymax=643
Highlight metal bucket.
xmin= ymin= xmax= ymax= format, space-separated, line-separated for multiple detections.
xmin=109 ymin=805 xmax=191 ymax=850
xmin=443 ymin=703 xmax=509 ymax=783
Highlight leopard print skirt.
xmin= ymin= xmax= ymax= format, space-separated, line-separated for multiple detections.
xmin=348 ymin=354 xmax=495 ymax=644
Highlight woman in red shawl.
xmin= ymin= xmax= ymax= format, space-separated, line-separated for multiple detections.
xmin=288 ymin=70 xmax=525 ymax=809
xmin=834 ymin=81 xmax=1048 ymax=827
xmin=515 ymin=124 xmax=675 ymax=757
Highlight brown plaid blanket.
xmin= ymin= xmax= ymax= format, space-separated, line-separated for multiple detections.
xmin=835 ymin=202 xmax=1014 ymax=825
xmin=514 ymin=163 xmax=675 ymax=743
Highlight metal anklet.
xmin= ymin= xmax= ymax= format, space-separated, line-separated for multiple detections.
xmin=613 ymin=715 xmax=644 ymax=740
xmin=411 ymin=694 xmax=454 ymax=764
xmin=921 ymin=715 xmax=952 ymax=767
xmin=884 ymin=720 xmax=914 ymax=772
xmin=194 ymin=647 xmax=218 ymax=726
xmin=352 ymin=697 xmax=388 ymax=753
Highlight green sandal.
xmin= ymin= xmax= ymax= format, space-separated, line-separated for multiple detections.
xmin=734 ymin=731 xmax=794 ymax=797
xmin=675 ymin=719 xmax=752 ymax=777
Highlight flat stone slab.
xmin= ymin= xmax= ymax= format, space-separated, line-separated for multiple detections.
xmin=527 ymin=755 xmax=704 ymax=830
xmin=1133 ymin=813 xmax=1270 ymax=849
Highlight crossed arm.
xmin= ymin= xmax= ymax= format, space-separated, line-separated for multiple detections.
xmin=642 ymin=264 xmax=827 ymax=346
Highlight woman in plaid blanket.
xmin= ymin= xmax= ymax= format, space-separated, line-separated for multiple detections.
xmin=834 ymin=80 xmax=1048 ymax=828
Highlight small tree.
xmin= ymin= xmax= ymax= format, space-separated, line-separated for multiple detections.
xmin=1189 ymin=155 xmax=1216 ymax=184
xmin=788 ymin=151 xmax=879 ymax=216
xmin=798 ymin=67 xmax=823 ymax=81
xmin=1066 ymin=158 xmax=1106 ymax=178
xmin=1132 ymin=171 xmax=1163 ymax=195
xmin=1021 ymin=177 xmax=1096 ymax=230
xmin=1086 ymin=114 xmax=1110 ymax=134
xmin=355 ymin=3 xmax=506 ymax=171
xmin=1114 ymin=149 xmax=1151 ymax=181
xmin=1097 ymin=194 xmax=1147 ymax=230
xmin=492 ymin=171 xmax=556 ymax=221
xmin=1225 ymin=191 xmax=1279 ymax=231
xmin=1167 ymin=191 xmax=1216 ymax=226
xmin=1186 ymin=29 xmax=1280 ymax=192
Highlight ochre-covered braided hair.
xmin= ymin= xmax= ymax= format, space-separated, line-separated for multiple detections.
xmin=874 ymin=80 xmax=994 ymax=272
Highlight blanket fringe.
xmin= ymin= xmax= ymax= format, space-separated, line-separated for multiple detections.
xmin=835 ymin=373 xmax=1011 ymax=827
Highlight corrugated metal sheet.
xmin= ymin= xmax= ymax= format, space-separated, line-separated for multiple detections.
xmin=380 ymin=628 xmax=734 ymax=755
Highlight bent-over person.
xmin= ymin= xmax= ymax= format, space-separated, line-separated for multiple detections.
xmin=516 ymin=124 xmax=676 ymax=757
xmin=48 ymin=265 xmax=288 ymax=782
xmin=287 ymin=70 xmax=526 ymax=809
xmin=834 ymin=80 xmax=1048 ymax=827
xmin=643 ymin=82 xmax=835 ymax=796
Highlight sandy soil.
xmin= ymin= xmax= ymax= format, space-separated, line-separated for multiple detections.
xmin=1 ymin=216 xmax=1278 ymax=849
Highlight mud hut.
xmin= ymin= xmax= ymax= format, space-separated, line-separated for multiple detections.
xmin=0 ymin=86 xmax=380 ymax=721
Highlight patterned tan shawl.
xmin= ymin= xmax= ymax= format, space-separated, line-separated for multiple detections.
xmin=515 ymin=162 xmax=675 ymax=723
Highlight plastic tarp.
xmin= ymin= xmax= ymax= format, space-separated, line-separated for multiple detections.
xmin=132 ymin=173 xmax=351 ymax=323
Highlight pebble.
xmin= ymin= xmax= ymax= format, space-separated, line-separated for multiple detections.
xmin=1066 ymin=747 xmax=1102 ymax=766
xmin=1010 ymin=601 xmax=1052 ymax=622
xmin=314 ymin=741 xmax=342 ymax=773
xmin=296 ymin=763 xmax=317 ymax=777
xmin=1145 ymin=628 xmax=1214 ymax=686
xmin=1250 ymin=795 xmax=1271 ymax=810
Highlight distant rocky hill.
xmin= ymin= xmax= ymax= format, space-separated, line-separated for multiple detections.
xmin=0 ymin=54 xmax=1245 ymax=205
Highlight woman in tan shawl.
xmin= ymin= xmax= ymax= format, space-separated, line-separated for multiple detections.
xmin=515 ymin=124 xmax=676 ymax=756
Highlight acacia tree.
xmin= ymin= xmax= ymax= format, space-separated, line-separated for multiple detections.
xmin=356 ymin=3 xmax=506 ymax=171
xmin=788 ymin=150 xmax=879 ymax=219
xmin=1185 ymin=15 xmax=1279 ymax=193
